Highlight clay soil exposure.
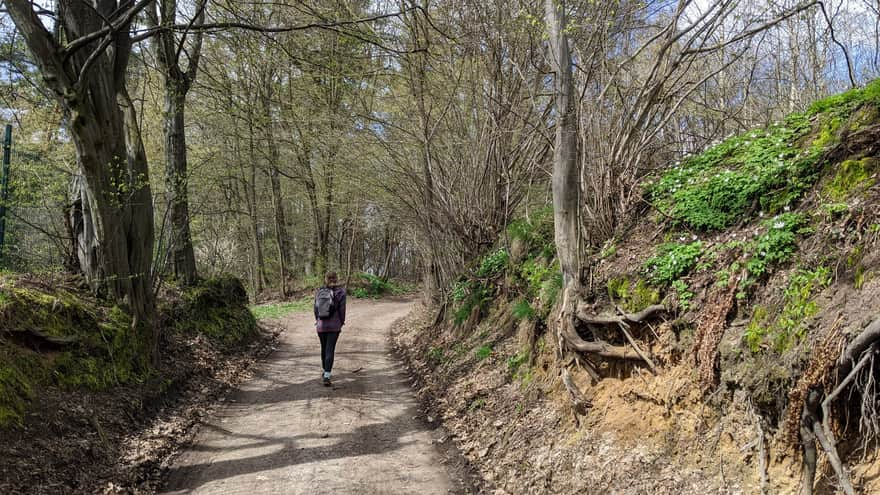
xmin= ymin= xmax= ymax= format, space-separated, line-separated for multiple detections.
xmin=161 ymin=299 xmax=474 ymax=494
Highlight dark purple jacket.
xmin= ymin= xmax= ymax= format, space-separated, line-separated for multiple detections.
xmin=315 ymin=286 xmax=346 ymax=332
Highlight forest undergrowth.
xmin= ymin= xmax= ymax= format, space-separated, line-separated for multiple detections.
xmin=395 ymin=80 xmax=880 ymax=494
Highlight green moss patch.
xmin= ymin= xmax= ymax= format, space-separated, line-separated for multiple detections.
xmin=0 ymin=280 xmax=148 ymax=427
xmin=823 ymin=157 xmax=878 ymax=201
xmin=170 ymin=276 xmax=258 ymax=347
xmin=0 ymin=346 xmax=40 ymax=427
xmin=607 ymin=277 xmax=660 ymax=312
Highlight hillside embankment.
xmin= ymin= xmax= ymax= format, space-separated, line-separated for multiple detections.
xmin=0 ymin=275 xmax=276 ymax=494
xmin=395 ymin=81 xmax=880 ymax=493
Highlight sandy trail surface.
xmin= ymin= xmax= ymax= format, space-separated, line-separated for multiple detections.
xmin=162 ymin=299 xmax=463 ymax=495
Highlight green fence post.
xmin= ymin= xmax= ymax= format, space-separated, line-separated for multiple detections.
xmin=0 ymin=124 xmax=11 ymax=258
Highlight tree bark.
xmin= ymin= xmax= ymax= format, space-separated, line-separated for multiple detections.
xmin=245 ymin=114 xmax=267 ymax=293
xmin=546 ymin=0 xmax=582 ymax=364
xmin=546 ymin=0 xmax=580 ymax=290
xmin=147 ymin=0 xmax=204 ymax=286
xmin=261 ymin=79 xmax=292 ymax=295
xmin=163 ymin=86 xmax=198 ymax=284
xmin=7 ymin=0 xmax=157 ymax=354
xmin=268 ymin=167 xmax=290 ymax=295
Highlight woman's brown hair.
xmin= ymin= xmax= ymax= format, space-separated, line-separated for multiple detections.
xmin=324 ymin=271 xmax=338 ymax=287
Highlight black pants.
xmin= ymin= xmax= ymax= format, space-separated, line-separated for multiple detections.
xmin=318 ymin=331 xmax=340 ymax=372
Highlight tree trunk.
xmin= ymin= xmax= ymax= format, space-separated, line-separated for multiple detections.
xmin=164 ymin=84 xmax=198 ymax=285
xmin=245 ymin=112 xmax=267 ymax=293
xmin=268 ymin=166 xmax=290 ymax=295
xmin=546 ymin=0 xmax=582 ymax=361
xmin=546 ymin=0 xmax=581 ymax=290
xmin=259 ymin=77 xmax=292 ymax=295
xmin=147 ymin=0 xmax=203 ymax=287
xmin=7 ymin=0 xmax=157 ymax=358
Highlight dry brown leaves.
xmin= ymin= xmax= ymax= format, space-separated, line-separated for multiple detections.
xmin=691 ymin=276 xmax=739 ymax=391
xmin=782 ymin=322 xmax=844 ymax=449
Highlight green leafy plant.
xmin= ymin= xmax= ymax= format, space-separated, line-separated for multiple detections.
xmin=670 ymin=279 xmax=694 ymax=311
xmin=744 ymin=213 xmax=810 ymax=280
xmin=351 ymin=287 xmax=371 ymax=298
xmin=507 ymin=350 xmax=530 ymax=376
xmin=507 ymin=207 xmax=555 ymax=257
xmin=642 ymin=80 xmax=880 ymax=231
xmin=354 ymin=272 xmax=404 ymax=298
xmin=512 ymin=299 xmax=536 ymax=320
xmin=644 ymin=241 xmax=703 ymax=286
xmin=427 ymin=347 xmax=445 ymax=364
xmin=744 ymin=267 xmax=831 ymax=353
xmin=468 ymin=398 xmax=486 ymax=412
xmin=453 ymin=283 xmax=494 ymax=325
xmin=476 ymin=248 xmax=509 ymax=278
xmin=475 ymin=344 xmax=493 ymax=361
xmin=519 ymin=258 xmax=562 ymax=313
xmin=451 ymin=279 xmax=470 ymax=303
xmin=646 ymin=119 xmax=820 ymax=230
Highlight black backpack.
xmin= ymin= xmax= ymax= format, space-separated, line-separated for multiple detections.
xmin=315 ymin=287 xmax=335 ymax=319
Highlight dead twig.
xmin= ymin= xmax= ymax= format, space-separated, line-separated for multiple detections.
xmin=617 ymin=321 xmax=658 ymax=373
xmin=561 ymin=368 xmax=591 ymax=425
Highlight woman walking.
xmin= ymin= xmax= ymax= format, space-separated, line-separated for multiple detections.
xmin=314 ymin=271 xmax=346 ymax=386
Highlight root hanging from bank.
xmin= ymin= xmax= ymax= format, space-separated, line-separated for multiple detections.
xmin=793 ymin=316 xmax=880 ymax=495
xmin=691 ymin=277 xmax=738 ymax=391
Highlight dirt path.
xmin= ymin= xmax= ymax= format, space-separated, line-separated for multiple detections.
xmin=161 ymin=299 xmax=468 ymax=495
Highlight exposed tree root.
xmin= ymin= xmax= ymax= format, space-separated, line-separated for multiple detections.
xmin=747 ymin=399 xmax=769 ymax=494
xmin=617 ymin=321 xmax=658 ymax=373
xmin=561 ymin=368 xmax=591 ymax=426
xmin=800 ymin=390 xmax=819 ymax=495
xmin=562 ymin=301 xmax=666 ymax=368
xmin=793 ymin=317 xmax=880 ymax=495
xmin=560 ymin=322 xmax=647 ymax=361
xmin=575 ymin=303 xmax=666 ymax=326
xmin=800 ymin=387 xmax=855 ymax=495
xmin=785 ymin=324 xmax=843 ymax=448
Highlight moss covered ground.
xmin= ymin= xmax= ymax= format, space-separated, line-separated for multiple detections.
xmin=0 ymin=275 xmax=259 ymax=428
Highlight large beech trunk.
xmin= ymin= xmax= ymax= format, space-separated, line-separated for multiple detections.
xmin=7 ymin=1 xmax=157 ymax=351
